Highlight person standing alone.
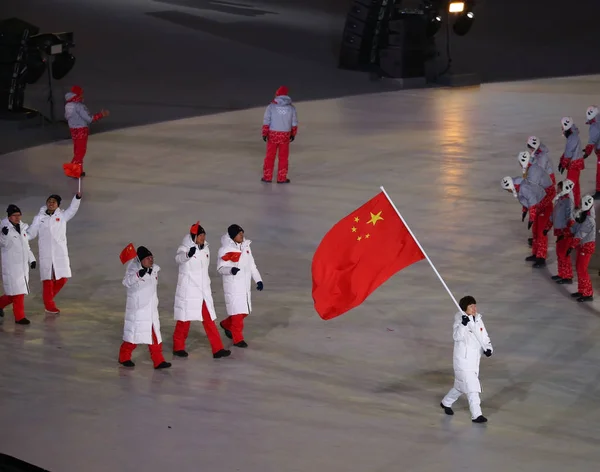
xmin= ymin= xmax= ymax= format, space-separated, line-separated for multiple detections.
xmin=261 ymin=86 xmax=298 ymax=184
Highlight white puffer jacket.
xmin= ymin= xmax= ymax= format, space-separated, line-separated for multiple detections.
xmin=174 ymin=234 xmax=216 ymax=322
xmin=27 ymin=196 xmax=80 ymax=280
xmin=122 ymin=259 xmax=162 ymax=345
xmin=451 ymin=311 xmax=493 ymax=394
xmin=216 ymin=234 xmax=262 ymax=316
xmin=0 ymin=219 xmax=36 ymax=296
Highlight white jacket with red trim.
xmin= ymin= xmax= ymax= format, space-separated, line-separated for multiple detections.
xmin=216 ymin=234 xmax=262 ymax=316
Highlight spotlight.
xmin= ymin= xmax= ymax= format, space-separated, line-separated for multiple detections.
xmin=426 ymin=14 xmax=443 ymax=37
xmin=452 ymin=9 xmax=475 ymax=36
xmin=448 ymin=2 xmax=465 ymax=13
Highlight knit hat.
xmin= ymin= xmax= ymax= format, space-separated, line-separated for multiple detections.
xmin=6 ymin=204 xmax=21 ymax=216
xmin=275 ymin=86 xmax=288 ymax=96
xmin=71 ymin=85 xmax=83 ymax=96
xmin=228 ymin=224 xmax=244 ymax=240
xmin=190 ymin=221 xmax=205 ymax=236
xmin=136 ymin=246 xmax=153 ymax=261
xmin=47 ymin=194 xmax=62 ymax=206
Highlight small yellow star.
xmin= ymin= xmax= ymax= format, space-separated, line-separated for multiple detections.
xmin=357 ymin=236 xmax=362 ymax=241
xmin=367 ymin=211 xmax=383 ymax=226
xmin=351 ymin=226 xmax=357 ymax=233
xmin=354 ymin=216 xmax=360 ymax=223
xmin=365 ymin=234 xmax=370 ymax=239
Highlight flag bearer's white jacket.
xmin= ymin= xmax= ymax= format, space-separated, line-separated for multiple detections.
xmin=122 ymin=259 xmax=162 ymax=345
xmin=0 ymin=219 xmax=36 ymax=296
xmin=27 ymin=196 xmax=80 ymax=281
xmin=217 ymin=234 xmax=262 ymax=316
xmin=174 ymin=234 xmax=216 ymax=322
xmin=452 ymin=311 xmax=493 ymax=394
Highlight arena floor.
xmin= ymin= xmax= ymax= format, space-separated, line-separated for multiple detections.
xmin=1 ymin=75 xmax=600 ymax=471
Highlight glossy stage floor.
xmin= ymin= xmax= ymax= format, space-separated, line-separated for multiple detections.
xmin=1 ymin=75 xmax=600 ymax=472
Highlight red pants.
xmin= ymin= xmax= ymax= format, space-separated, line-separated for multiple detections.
xmin=576 ymin=243 xmax=595 ymax=297
xmin=595 ymin=149 xmax=600 ymax=192
xmin=263 ymin=138 xmax=290 ymax=182
xmin=531 ymin=207 xmax=551 ymax=259
xmin=42 ymin=278 xmax=67 ymax=312
xmin=567 ymin=167 xmax=581 ymax=207
xmin=173 ymin=302 xmax=225 ymax=354
xmin=70 ymin=127 xmax=89 ymax=167
xmin=220 ymin=314 xmax=248 ymax=344
xmin=556 ymin=235 xmax=573 ymax=279
xmin=119 ymin=327 xmax=165 ymax=368
xmin=0 ymin=294 xmax=25 ymax=321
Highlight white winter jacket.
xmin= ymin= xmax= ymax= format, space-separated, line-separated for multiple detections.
xmin=28 ymin=196 xmax=80 ymax=280
xmin=216 ymin=234 xmax=262 ymax=316
xmin=174 ymin=234 xmax=217 ymax=322
xmin=0 ymin=219 xmax=36 ymax=296
xmin=451 ymin=311 xmax=493 ymax=394
xmin=122 ymin=259 xmax=162 ymax=345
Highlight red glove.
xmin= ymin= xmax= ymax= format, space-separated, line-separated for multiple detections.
xmin=584 ymin=144 xmax=594 ymax=156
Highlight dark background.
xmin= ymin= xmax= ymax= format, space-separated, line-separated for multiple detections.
xmin=1 ymin=0 xmax=599 ymax=155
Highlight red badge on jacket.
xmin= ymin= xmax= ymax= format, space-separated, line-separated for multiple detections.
xmin=56 ymin=218 xmax=60 ymax=222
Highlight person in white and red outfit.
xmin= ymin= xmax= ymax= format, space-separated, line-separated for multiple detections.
xmin=119 ymin=246 xmax=171 ymax=369
xmin=568 ymin=195 xmax=596 ymax=303
xmin=582 ymin=106 xmax=600 ymax=199
xmin=0 ymin=205 xmax=36 ymax=325
xmin=261 ymin=86 xmax=298 ymax=184
xmin=27 ymin=193 xmax=81 ymax=314
xmin=64 ymin=85 xmax=109 ymax=176
xmin=217 ymin=224 xmax=263 ymax=348
xmin=558 ymin=117 xmax=585 ymax=208
xmin=547 ymin=180 xmax=575 ymax=285
xmin=526 ymin=136 xmax=556 ymax=186
xmin=172 ymin=222 xmax=231 ymax=359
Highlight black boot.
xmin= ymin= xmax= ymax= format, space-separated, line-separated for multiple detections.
xmin=0 ymin=307 xmax=4 ymax=317
xmin=440 ymin=402 xmax=454 ymax=416
xmin=173 ymin=350 xmax=188 ymax=358
xmin=551 ymin=275 xmax=561 ymax=281
xmin=219 ymin=321 xmax=233 ymax=340
xmin=472 ymin=415 xmax=488 ymax=423
xmin=213 ymin=349 xmax=231 ymax=359
xmin=577 ymin=295 xmax=594 ymax=302
xmin=525 ymin=255 xmax=537 ymax=262
xmin=260 ymin=178 xmax=271 ymax=183
xmin=234 ymin=340 xmax=248 ymax=348
xmin=556 ymin=278 xmax=572 ymax=284
xmin=80 ymin=172 xmax=86 ymax=177
xmin=532 ymin=258 xmax=546 ymax=268
xmin=120 ymin=360 xmax=135 ymax=367
xmin=277 ymin=179 xmax=291 ymax=184
xmin=15 ymin=318 xmax=30 ymax=325
xmin=527 ymin=238 xmax=533 ymax=247
xmin=593 ymin=191 xmax=600 ymax=200
xmin=154 ymin=361 xmax=172 ymax=369
xmin=571 ymin=292 xmax=582 ymax=298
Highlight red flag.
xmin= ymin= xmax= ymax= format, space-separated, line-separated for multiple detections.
xmin=312 ymin=191 xmax=425 ymax=320
xmin=63 ymin=162 xmax=82 ymax=178
xmin=221 ymin=252 xmax=241 ymax=263
xmin=119 ymin=243 xmax=137 ymax=265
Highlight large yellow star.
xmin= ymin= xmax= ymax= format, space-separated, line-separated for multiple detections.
xmin=367 ymin=211 xmax=383 ymax=226
xmin=351 ymin=227 xmax=357 ymax=233
xmin=354 ymin=216 xmax=360 ymax=223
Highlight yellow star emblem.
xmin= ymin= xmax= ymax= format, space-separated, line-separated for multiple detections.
xmin=357 ymin=236 xmax=362 ymax=241
xmin=354 ymin=216 xmax=360 ymax=223
xmin=365 ymin=234 xmax=370 ymax=239
xmin=351 ymin=227 xmax=357 ymax=233
xmin=367 ymin=211 xmax=383 ymax=226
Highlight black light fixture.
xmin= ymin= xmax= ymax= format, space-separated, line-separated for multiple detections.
xmin=448 ymin=1 xmax=475 ymax=36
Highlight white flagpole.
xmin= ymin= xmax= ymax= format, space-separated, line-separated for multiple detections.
xmin=380 ymin=186 xmax=462 ymax=314
xmin=78 ymin=177 xmax=81 ymax=194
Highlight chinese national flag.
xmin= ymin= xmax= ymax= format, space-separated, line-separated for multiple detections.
xmin=63 ymin=162 xmax=83 ymax=178
xmin=119 ymin=243 xmax=137 ymax=265
xmin=312 ymin=191 xmax=425 ymax=320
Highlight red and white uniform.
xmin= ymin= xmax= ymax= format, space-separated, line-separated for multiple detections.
xmin=64 ymin=85 xmax=105 ymax=171
xmin=172 ymin=234 xmax=225 ymax=355
xmin=262 ymin=86 xmax=298 ymax=183
xmin=570 ymin=208 xmax=596 ymax=298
